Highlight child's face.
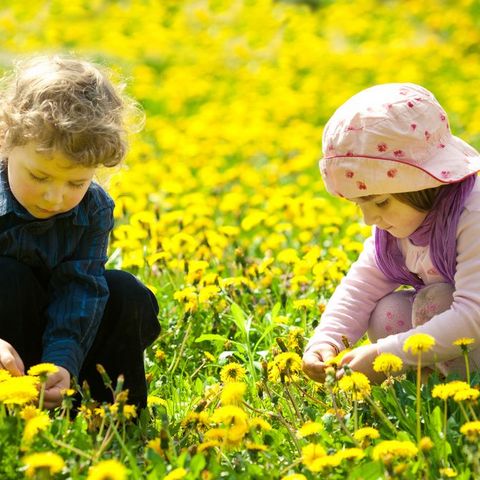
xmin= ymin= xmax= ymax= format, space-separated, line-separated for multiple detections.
xmin=6 ymin=142 xmax=96 ymax=219
xmin=350 ymin=194 xmax=428 ymax=238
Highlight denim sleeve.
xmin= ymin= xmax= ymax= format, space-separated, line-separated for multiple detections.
xmin=41 ymin=205 xmax=114 ymax=378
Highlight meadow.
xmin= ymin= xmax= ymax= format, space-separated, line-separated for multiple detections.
xmin=1 ymin=0 xmax=480 ymax=478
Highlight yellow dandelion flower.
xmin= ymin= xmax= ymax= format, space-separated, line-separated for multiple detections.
xmin=249 ymin=417 xmax=272 ymax=431
xmin=155 ymin=350 xmax=166 ymax=361
xmin=297 ymin=421 xmax=323 ymax=438
xmin=20 ymin=405 xmax=41 ymax=421
xmin=147 ymin=438 xmax=163 ymax=456
xmin=286 ymin=327 xmax=305 ymax=350
xmin=204 ymin=428 xmax=227 ymax=441
xmin=453 ymin=337 xmax=475 ymax=347
xmin=460 ymin=420 xmax=480 ymax=441
xmin=61 ymin=388 xmax=76 ymax=397
xmin=164 ymin=468 xmax=188 ymax=480
xmin=204 ymin=351 xmax=216 ymax=362
xmin=87 ymin=459 xmax=128 ymax=480
xmin=0 ymin=370 xmax=12 ymax=382
xmin=305 ymin=455 xmax=341 ymax=473
xmin=301 ymin=443 xmax=326 ymax=467
xmin=439 ymin=467 xmax=457 ymax=478
xmin=274 ymin=352 xmax=303 ymax=376
xmin=245 ymin=441 xmax=268 ymax=451
xmin=334 ymin=448 xmax=365 ymax=461
xmin=22 ymin=452 xmax=65 ymax=478
xmin=292 ymin=299 xmax=315 ymax=310
xmin=372 ymin=440 xmax=418 ymax=462
xmin=325 ymin=349 xmax=350 ymax=368
xmin=122 ymin=404 xmax=137 ymax=420
xmin=220 ymin=363 xmax=246 ymax=383
xmin=210 ymin=405 xmax=248 ymax=427
xmin=220 ymin=382 xmax=246 ymax=405
xmin=181 ymin=412 xmax=200 ymax=429
xmin=23 ymin=411 xmax=51 ymax=444
xmin=338 ymin=372 xmax=371 ymax=399
xmin=173 ymin=287 xmax=197 ymax=303
xmin=277 ymin=248 xmax=300 ymax=264
xmin=27 ymin=363 xmax=59 ymax=377
xmin=418 ymin=436 xmax=434 ymax=451
xmin=147 ymin=395 xmax=167 ymax=407
xmin=432 ymin=381 xmax=470 ymax=400
xmin=403 ymin=333 xmax=436 ymax=355
xmin=453 ymin=388 xmax=479 ymax=402
xmin=353 ymin=427 xmax=380 ymax=442
xmin=280 ymin=474 xmax=307 ymax=480
xmin=373 ymin=353 xmax=403 ymax=375
xmin=197 ymin=440 xmax=221 ymax=453
xmin=225 ymin=423 xmax=249 ymax=446
xmin=0 ymin=376 xmax=39 ymax=405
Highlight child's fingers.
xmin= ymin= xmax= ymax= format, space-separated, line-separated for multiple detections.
xmin=339 ymin=350 xmax=354 ymax=367
xmin=43 ymin=387 xmax=63 ymax=409
xmin=302 ymin=350 xmax=328 ymax=382
xmin=0 ymin=350 xmax=24 ymax=376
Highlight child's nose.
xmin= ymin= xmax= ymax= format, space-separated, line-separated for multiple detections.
xmin=43 ymin=187 xmax=64 ymax=205
xmin=362 ymin=208 xmax=380 ymax=226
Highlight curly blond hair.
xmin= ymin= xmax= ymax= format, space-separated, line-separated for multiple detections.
xmin=0 ymin=55 xmax=143 ymax=167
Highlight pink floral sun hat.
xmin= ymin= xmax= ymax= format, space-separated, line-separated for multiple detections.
xmin=320 ymin=83 xmax=480 ymax=198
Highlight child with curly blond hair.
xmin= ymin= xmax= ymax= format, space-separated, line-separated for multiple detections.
xmin=0 ymin=55 xmax=159 ymax=408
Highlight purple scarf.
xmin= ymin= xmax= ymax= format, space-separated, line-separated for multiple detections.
xmin=375 ymin=175 xmax=476 ymax=290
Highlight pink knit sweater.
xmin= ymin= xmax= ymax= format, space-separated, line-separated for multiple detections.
xmin=306 ymin=178 xmax=480 ymax=366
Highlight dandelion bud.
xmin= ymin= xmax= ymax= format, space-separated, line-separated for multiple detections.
xmin=276 ymin=337 xmax=288 ymax=352
xmin=114 ymin=375 xmax=125 ymax=396
xmin=96 ymin=364 xmax=112 ymax=388
xmin=160 ymin=428 xmax=170 ymax=450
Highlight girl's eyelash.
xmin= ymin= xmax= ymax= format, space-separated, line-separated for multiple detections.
xmin=69 ymin=183 xmax=85 ymax=189
xmin=376 ymin=199 xmax=389 ymax=208
xmin=29 ymin=172 xmax=48 ymax=182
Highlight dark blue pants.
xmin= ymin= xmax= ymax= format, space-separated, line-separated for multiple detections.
xmin=0 ymin=257 xmax=160 ymax=408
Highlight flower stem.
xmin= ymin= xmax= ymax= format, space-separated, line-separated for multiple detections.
xmin=416 ymin=352 xmax=422 ymax=443
xmin=463 ymin=350 xmax=471 ymax=385
xmin=365 ymin=395 xmax=397 ymax=435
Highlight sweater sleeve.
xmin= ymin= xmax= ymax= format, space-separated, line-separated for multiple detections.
xmin=377 ymin=207 xmax=480 ymax=366
xmin=306 ymin=235 xmax=400 ymax=353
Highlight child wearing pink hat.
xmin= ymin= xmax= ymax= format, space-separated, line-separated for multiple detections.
xmin=302 ymin=83 xmax=480 ymax=382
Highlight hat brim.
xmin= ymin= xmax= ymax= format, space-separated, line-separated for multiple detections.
xmin=320 ymin=135 xmax=480 ymax=198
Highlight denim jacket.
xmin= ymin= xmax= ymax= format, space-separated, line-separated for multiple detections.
xmin=0 ymin=170 xmax=114 ymax=377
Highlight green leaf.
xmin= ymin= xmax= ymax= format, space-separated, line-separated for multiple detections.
xmin=189 ymin=454 xmax=206 ymax=476
xmin=271 ymin=302 xmax=281 ymax=320
xmin=348 ymin=460 xmax=384 ymax=479
xmin=195 ymin=333 xmax=229 ymax=343
xmin=231 ymin=302 xmax=247 ymax=335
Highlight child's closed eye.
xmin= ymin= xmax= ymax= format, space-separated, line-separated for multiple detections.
xmin=28 ymin=172 xmax=48 ymax=182
xmin=69 ymin=182 xmax=86 ymax=189
xmin=375 ymin=199 xmax=390 ymax=208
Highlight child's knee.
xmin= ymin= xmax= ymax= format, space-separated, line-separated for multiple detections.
xmin=412 ymin=283 xmax=454 ymax=327
xmin=368 ymin=290 xmax=414 ymax=343
xmin=104 ymin=270 xmax=160 ymax=343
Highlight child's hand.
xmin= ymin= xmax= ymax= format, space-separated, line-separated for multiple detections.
xmin=339 ymin=343 xmax=385 ymax=383
xmin=43 ymin=366 xmax=71 ymax=409
xmin=302 ymin=344 xmax=338 ymax=383
xmin=0 ymin=338 xmax=25 ymax=376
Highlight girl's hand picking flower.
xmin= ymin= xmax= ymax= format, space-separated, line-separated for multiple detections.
xmin=339 ymin=343 xmax=385 ymax=383
xmin=302 ymin=343 xmax=338 ymax=383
